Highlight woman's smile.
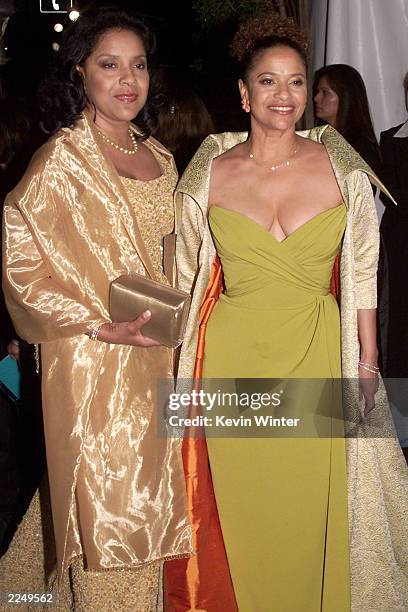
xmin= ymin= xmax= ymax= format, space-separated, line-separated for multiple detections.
xmin=114 ymin=92 xmax=138 ymax=103
xmin=267 ymin=105 xmax=296 ymax=114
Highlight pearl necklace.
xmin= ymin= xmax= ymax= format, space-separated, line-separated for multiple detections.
xmin=96 ymin=127 xmax=138 ymax=155
xmin=249 ymin=147 xmax=297 ymax=171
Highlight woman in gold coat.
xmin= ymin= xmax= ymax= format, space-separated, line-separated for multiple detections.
xmin=165 ymin=15 xmax=408 ymax=612
xmin=1 ymin=6 xmax=191 ymax=611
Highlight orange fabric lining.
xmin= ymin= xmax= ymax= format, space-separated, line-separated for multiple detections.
xmin=330 ymin=253 xmax=341 ymax=302
xmin=164 ymin=255 xmax=237 ymax=611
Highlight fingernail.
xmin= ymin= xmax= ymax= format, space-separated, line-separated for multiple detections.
xmin=143 ymin=310 xmax=151 ymax=318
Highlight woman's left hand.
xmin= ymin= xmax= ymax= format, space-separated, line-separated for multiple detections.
xmin=358 ymin=365 xmax=379 ymax=416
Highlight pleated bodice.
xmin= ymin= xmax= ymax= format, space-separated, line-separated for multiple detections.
xmin=204 ymin=203 xmax=347 ymax=378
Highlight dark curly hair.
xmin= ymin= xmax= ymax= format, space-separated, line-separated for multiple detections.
xmin=38 ymin=5 xmax=161 ymax=138
xmin=230 ymin=14 xmax=309 ymax=81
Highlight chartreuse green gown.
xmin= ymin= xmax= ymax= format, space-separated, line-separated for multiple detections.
xmin=202 ymin=203 xmax=350 ymax=612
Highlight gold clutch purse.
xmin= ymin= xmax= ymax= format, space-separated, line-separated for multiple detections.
xmin=109 ymin=274 xmax=190 ymax=348
xmin=109 ymin=234 xmax=191 ymax=349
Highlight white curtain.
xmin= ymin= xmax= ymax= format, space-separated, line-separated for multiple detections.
xmin=311 ymin=0 xmax=408 ymax=214
xmin=311 ymin=0 xmax=408 ymax=135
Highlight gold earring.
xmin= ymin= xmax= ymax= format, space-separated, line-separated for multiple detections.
xmin=241 ymin=98 xmax=250 ymax=113
xmin=76 ymin=66 xmax=85 ymax=82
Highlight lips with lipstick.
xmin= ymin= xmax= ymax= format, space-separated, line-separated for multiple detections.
xmin=115 ymin=93 xmax=138 ymax=103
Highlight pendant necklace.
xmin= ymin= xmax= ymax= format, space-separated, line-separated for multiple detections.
xmin=96 ymin=127 xmax=138 ymax=155
xmin=249 ymin=147 xmax=297 ymax=171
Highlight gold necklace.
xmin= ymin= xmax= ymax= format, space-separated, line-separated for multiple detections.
xmin=249 ymin=147 xmax=297 ymax=171
xmin=96 ymin=127 xmax=138 ymax=155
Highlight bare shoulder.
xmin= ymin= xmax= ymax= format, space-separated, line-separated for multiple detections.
xmin=212 ymin=141 xmax=247 ymax=169
xmin=297 ymin=137 xmax=342 ymax=203
xmin=211 ymin=142 xmax=248 ymax=187
xmin=209 ymin=142 xmax=251 ymax=204
xmin=299 ymin=137 xmax=334 ymax=171
xmin=299 ymin=137 xmax=326 ymax=158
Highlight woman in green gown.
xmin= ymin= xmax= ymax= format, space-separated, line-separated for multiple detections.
xmin=201 ymin=16 xmax=351 ymax=611
xmin=166 ymin=14 xmax=408 ymax=612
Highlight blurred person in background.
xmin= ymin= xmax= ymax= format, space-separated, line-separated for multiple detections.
xmin=313 ymin=63 xmax=381 ymax=178
xmin=154 ymin=87 xmax=214 ymax=174
xmin=377 ymin=72 xmax=408 ymax=460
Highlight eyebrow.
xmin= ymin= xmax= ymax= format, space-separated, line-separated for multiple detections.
xmin=96 ymin=53 xmax=147 ymax=60
xmin=256 ymin=71 xmax=305 ymax=78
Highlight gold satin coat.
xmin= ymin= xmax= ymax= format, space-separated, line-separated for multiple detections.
xmin=175 ymin=127 xmax=408 ymax=611
xmin=2 ymin=112 xmax=193 ymax=578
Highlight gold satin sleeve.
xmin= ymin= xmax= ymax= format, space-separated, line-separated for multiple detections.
xmin=350 ymin=171 xmax=379 ymax=310
xmin=2 ymin=199 xmax=108 ymax=343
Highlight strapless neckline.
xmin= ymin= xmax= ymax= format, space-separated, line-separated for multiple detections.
xmin=209 ymin=203 xmax=345 ymax=244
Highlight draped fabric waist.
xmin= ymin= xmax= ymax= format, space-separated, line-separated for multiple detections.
xmin=220 ymin=281 xmax=333 ymax=310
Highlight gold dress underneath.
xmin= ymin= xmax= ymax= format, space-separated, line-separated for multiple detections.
xmin=0 ymin=481 xmax=161 ymax=611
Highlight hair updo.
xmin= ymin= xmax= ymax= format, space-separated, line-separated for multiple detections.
xmin=230 ymin=14 xmax=309 ymax=80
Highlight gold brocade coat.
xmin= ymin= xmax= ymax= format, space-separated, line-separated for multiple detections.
xmin=175 ymin=127 xmax=408 ymax=611
xmin=2 ymin=112 xmax=193 ymax=578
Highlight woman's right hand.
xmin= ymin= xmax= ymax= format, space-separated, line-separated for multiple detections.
xmin=7 ymin=340 xmax=20 ymax=360
xmin=95 ymin=310 xmax=161 ymax=347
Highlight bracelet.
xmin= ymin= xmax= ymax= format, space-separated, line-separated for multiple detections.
xmin=358 ymin=361 xmax=379 ymax=371
xmin=89 ymin=325 xmax=103 ymax=341
xmin=10 ymin=338 xmax=20 ymax=347
xmin=358 ymin=361 xmax=379 ymax=374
